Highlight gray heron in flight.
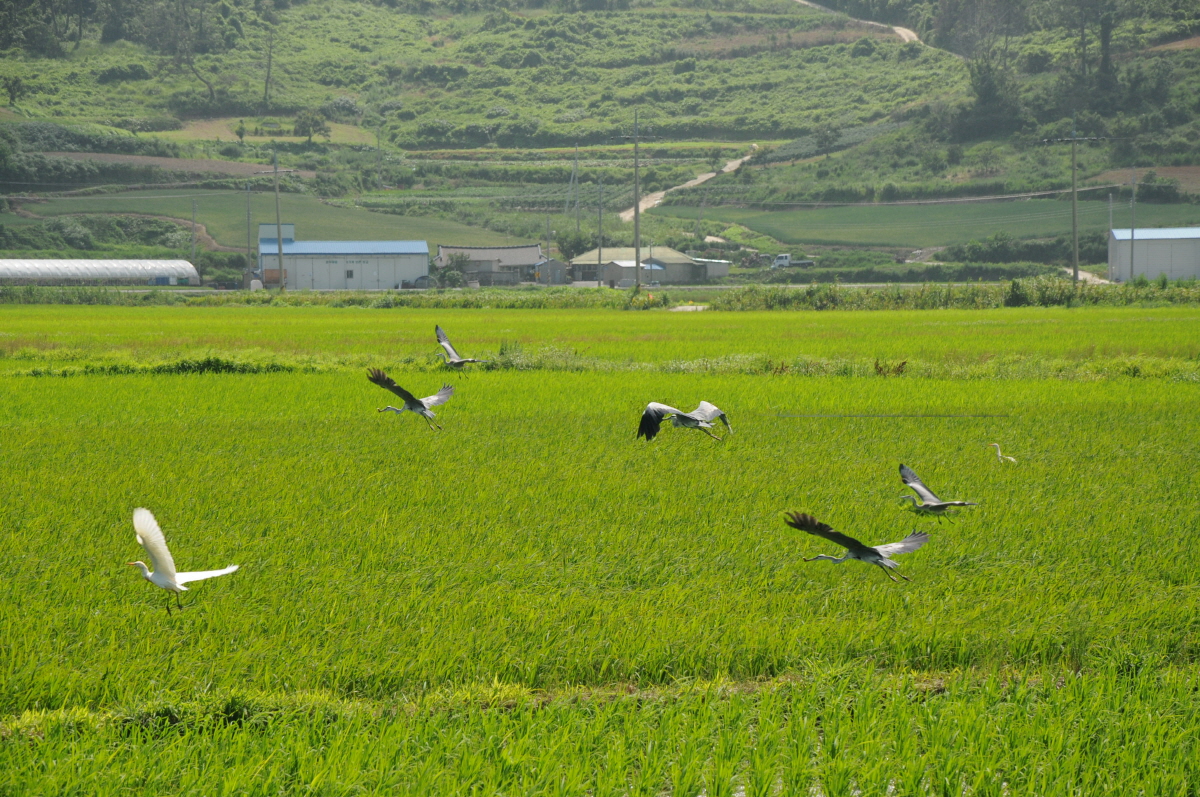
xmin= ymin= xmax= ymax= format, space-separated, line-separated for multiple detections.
xmin=367 ymin=368 xmax=454 ymax=430
xmin=435 ymin=325 xmax=488 ymax=368
xmin=128 ymin=508 xmax=239 ymax=615
xmin=638 ymin=401 xmax=731 ymax=441
xmin=785 ymin=511 xmax=927 ymax=582
xmin=899 ymin=463 xmax=977 ymax=519
xmin=988 ymin=443 xmax=1016 ymax=463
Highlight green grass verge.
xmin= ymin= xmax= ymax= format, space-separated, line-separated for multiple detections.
xmin=650 ymin=199 xmax=1200 ymax=247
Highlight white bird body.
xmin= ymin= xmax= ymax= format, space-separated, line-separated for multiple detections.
xmin=785 ymin=512 xmax=928 ymax=582
xmin=988 ymin=443 xmax=1017 ymax=463
xmin=638 ymin=401 xmax=732 ymax=441
xmin=435 ymin=325 xmax=488 ymax=368
xmin=129 ymin=508 xmax=239 ymax=613
xmin=368 ymin=368 xmax=454 ymax=430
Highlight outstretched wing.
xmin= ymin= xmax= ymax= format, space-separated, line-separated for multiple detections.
xmin=783 ymin=512 xmax=865 ymax=552
xmin=435 ymin=325 xmax=462 ymax=361
xmin=873 ymin=531 xmax=930 ymax=557
xmin=899 ymin=464 xmax=942 ymax=503
xmin=422 ymin=384 xmax=455 ymax=407
xmin=176 ymin=564 xmax=240 ymax=585
xmin=638 ymin=402 xmax=682 ymax=440
xmin=133 ymin=508 xmax=177 ymax=581
xmin=691 ymin=401 xmax=731 ymax=433
xmin=368 ymin=369 xmax=418 ymax=404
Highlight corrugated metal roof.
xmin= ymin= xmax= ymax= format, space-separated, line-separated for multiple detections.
xmin=1110 ymin=227 xmax=1200 ymax=241
xmin=572 ymin=246 xmax=694 ymax=265
xmin=436 ymin=244 xmax=543 ymax=268
xmin=0 ymin=260 xmax=199 ymax=279
xmin=259 ymin=240 xmax=429 ymax=255
xmin=606 ymin=260 xmax=665 ymax=270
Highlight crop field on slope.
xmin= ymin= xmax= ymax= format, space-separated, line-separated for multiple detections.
xmin=2 ymin=307 xmax=1199 ymax=794
xmin=1 ymin=190 xmax=519 ymax=249
xmin=650 ymin=199 xmax=1200 ymax=247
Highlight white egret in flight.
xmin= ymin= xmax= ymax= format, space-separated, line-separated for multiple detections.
xmin=899 ymin=464 xmax=977 ymax=519
xmin=785 ymin=511 xmax=928 ymax=582
xmin=128 ymin=508 xmax=239 ymax=615
xmin=988 ymin=443 xmax=1016 ymax=463
xmin=435 ymin=325 xmax=488 ymax=368
xmin=368 ymin=368 xmax=454 ymax=430
xmin=638 ymin=401 xmax=731 ymax=441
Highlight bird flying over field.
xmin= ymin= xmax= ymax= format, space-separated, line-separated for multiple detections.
xmin=637 ymin=401 xmax=731 ymax=441
xmin=899 ymin=463 xmax=977 ymax=519
xmin=435 ymin=325 xmax=488 ymax=368
xmin=988 ymin=443 xmax=1017 ymax=463
xmin=367 ymin=368 xmax=454 ymax=430
xmin=128 ymin=508 xmax=239 ymax=615
xmin=785 ymin=511 xmax=927 ymax=583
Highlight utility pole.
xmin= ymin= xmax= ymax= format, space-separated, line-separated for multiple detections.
xmin=1129 ymin=167 xmax=1137 ymax=282
xmin=1042 ymin=129 xmax=1108 ymax=283
xmin=633 ymin=110 xmax=641 ymax=290
xmin=254 ymin=151 xmax=297 ymax=290
xmin=190 ymin=198 xmax=197 ymax=263
xmin=246 ymin=182 xmax=253 ymax=288
xmin=597 ymin=178 xmax=603 ymax=288
xmin=377 ymin=127 xmax=384 ymax=190
xmin=574 ymin=144 xmax=581 ymax=234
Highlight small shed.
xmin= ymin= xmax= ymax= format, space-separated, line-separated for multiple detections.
xmin=1108 ymin=227 xmax=1200 ymax=282
xmin=536 ymin=259 xmax=570 ymax=285
xmin=0 ymin=259 xmax=199 ymax=285
xmin=435 ymin=244 xmax=545 ymax=281
xmin=600 ymin=260 xmax=665 ymax=287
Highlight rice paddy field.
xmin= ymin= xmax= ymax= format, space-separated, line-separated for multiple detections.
xmin=2 ymin=304 xmax=1199 ymax=794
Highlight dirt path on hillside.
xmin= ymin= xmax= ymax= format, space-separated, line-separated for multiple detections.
xmin=43 ymin=151 xmax=317 ymax=179
xmin=619 ymin=147 xmax=758 ymax=223
xmin=791 ymin=0 xmax=921 ymax=44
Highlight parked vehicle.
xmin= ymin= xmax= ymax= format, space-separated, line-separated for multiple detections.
xmin=772 ymin=254 xmax=792 ymax=269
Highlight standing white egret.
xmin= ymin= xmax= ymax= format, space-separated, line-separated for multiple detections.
xmin=435 ymin=325 xmax=488 ymax=368
xmin=899 ymin=463 xmax=977 ymax=519
xmin=784 ymin=511 xmax=928 ymax=582
xmin=128 ymin=508 xmax=239 ymax=615
xmin=988 ymin=443 xmax=1017 ymax=463
xmin=638 ymin=401 xmax=731 ymax=441
xmin=368 ymin=368 xmax=454 ymax=430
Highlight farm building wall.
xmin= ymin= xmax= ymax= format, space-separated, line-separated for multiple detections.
xmin=1108 ymin=229 xmax=1200 ymax=282
xmin=282 ymin=254 xmax=429 ymax=290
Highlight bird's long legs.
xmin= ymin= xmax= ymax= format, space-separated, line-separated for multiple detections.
xmin=878 ymin=566 xmax=899 ymax=583
xmin=702 ymin=429 xmax=723 ymax=441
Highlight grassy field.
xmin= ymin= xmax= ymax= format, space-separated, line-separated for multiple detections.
xmin=2 ymin=190 xmax=524 ymax=249
xmin=651 ymin=199 xmax=1200 ymax=247
xmin=155 ymin=119 xmax=377 ymax=146
xmin=2 ymin=306 xmax=1199 ymax=793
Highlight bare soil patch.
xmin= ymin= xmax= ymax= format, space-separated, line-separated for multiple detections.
xmin=1150 ymin=35 xmax=1200 ymax=51
xmin=42 ymin=151 xmax=316 ymax=179
xmin=1094 ymin=166 xmax=1200 ymax=194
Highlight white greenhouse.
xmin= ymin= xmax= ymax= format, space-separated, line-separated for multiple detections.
xmin=0 ymin=260 xmax=200 ymax=285
xmin=1108 ymin=227 xmax=1200 ymax=282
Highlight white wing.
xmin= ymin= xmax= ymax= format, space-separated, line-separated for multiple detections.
xmin=899 ymin=464 xmax=942 ymax=503
xmin=133 ymin=508 xmax=176 ymax=581
xmin=436 ymin=325 xmax=461 ymax=361
xmin=873 ymin=531 xmax=930 ymax=557
xmin=422 ymin=384 xmax=455 ymax=407
xmin=177 ymin=565 xmax=240 ymax=585
xmin=691 ymin=401 xmax=731 ymax=432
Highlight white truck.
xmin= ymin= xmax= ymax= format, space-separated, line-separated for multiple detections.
xmin=771 ymin=254 xmax=792 ymax=269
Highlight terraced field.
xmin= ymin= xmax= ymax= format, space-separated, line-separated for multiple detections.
xmin=1 ymin=305 xmax=1198 ymax=794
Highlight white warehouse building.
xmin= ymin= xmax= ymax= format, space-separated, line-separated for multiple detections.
xmin=258 ymin=224 xmax=429 ymax=290
xmin=1108 ymin=227 xmax=1200 ymax=282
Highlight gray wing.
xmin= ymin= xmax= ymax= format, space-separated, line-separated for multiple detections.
xmin=177 ymin=564 xmax=240 ymax=585
xmin=899 ymin=464 xmax=942 ymax=503
xmin=421 ymin=384 xmax=455 ymax=407
xmin=435 ymin=325 xmax=462 ymax=361
xmin=783 ymin=512 xmax=866 ymax=552
xmin=873 ymin=531 xmax=930 ymax=557
xmin=691 ymin=401 xmax=731 ymax=432
xmin=133 ymin=508 xmax=177 ymax=581
xmin=638 ymin=402 xmax=682 ymax=440
xmin=368 ymin=369 xmax=418 ymax=404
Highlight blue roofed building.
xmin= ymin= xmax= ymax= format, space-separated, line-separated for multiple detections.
xmin=257 ymin=224 xmax=429 ymax=289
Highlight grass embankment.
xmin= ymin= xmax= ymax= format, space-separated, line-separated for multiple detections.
xmin=650 ymin=199 xmax=1200 ymax=248
xmin=1 ymin=336 xmax=1198 ymax=791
